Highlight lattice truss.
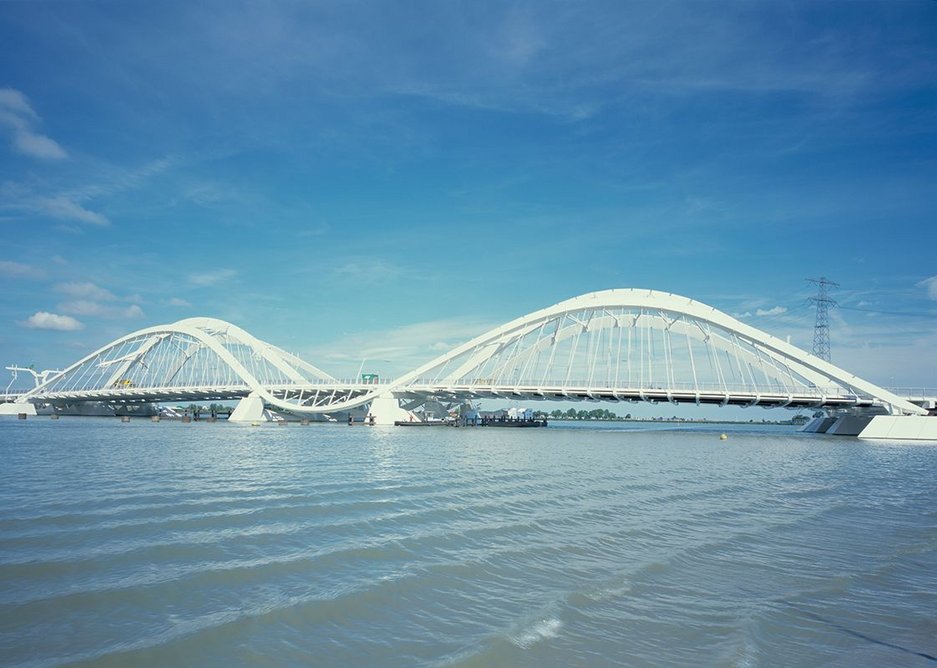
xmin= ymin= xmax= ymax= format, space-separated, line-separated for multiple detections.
xmin=36 ymin=318 xmax=333 ymax=396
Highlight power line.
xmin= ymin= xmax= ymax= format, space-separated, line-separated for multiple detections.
xmin=839 ymin=305 xmax=937 ymax=318
xmin=807 ymin=277 xmax=838 ymax=362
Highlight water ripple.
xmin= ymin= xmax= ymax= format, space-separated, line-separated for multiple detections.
xmin=1 ymin=422 xmax=935 ymax=667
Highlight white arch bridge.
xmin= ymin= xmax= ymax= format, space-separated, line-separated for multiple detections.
xmin=5 ymin=290 xmax=930 ymax=431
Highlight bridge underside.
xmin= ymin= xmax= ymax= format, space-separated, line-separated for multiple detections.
xmin=31 ymin=385 xmax=875 ymax=414
xmin=394 ymin=386 xmax=876 ymax=410
xmin=29 ymin=386 xmax=375 ymax=409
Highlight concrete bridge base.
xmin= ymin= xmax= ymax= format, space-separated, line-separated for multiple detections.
xmin=801 ymin=416 xmax=838 ymax=433
xmin=229 ymin=392 xmax=267 ymax=423
xmin=367 ymin=393 xmax=416 ymax=425
xmin=0 ymin=402 xmax=37 ymax=416
xmin=827 ymin=416 xmax=875 ymax=435
xmin=858 ymin=415 xmax=937 ymax=441
xmin=802 ymin=414 xmax=937 ymax=441
xmin=801 ymin=415 xmax=874 ymax=436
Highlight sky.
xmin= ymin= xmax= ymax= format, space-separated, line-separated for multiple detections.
xmin=1 ymin=0 xmax=936 ymax=399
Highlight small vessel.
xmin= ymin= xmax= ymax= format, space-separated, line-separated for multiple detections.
xmin=394 ymin=418 xmax=449 ymax=427
xmin=481 ymin=417 xmax=547 ymax=428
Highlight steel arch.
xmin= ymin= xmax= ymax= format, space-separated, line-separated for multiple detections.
xmin=20 ymin=317 xmax=336 ymax=406
xmin=16 ymin=290 xmax=926 ymax=416
xmin=376 ymin=289 xmax=926 ymax=416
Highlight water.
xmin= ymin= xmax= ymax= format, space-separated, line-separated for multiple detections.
xmin=1 ymin=419 xmax=935 ymax=667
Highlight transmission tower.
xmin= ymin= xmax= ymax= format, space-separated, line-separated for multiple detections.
xmin=807 ymin=277 xmax=838 ymax=362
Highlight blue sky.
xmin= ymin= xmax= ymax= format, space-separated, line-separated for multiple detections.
xmin=1 ymin=1 xmax=936 ymax=393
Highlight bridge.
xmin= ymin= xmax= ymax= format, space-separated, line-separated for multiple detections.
xmin=2 ymin=289 xmax=934 ymax=438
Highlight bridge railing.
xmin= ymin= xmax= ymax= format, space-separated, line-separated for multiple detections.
xmin=404 ymin=379 xmax=858 ymax=397
xmin=885 ymin=387 xmax=937 ymax=398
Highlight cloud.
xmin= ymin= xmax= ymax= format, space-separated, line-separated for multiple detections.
xmin=0 ymin=88 xmax=67 ymax=161
xmin=53 ymin=282 xmax=145 ymax=318
xmin=64 ymin=155 xmax=176 ymax=201
xmin=189 ymin=268 xmax=237 ymax=286
xmin=58 ymin=300 xmax=105 ymax=316
xmin=918 ymin=276 xmax=937 ymax=301
xmin=297 ymin=223 xmax=331 ymax=237
xmin=52 ymin=224 xmax=84 ymax=235
xmin=21 ymin=311 xmax=84 ymax=331
xmin=167 ymin=297 xmax=192 ymax=307
xmin=36 ymin=196 xmax=109 ymax=226
xmin=332 ymin=259 xmax=405 ymax=283
xmin=755 ymin=306 xmax=788 ymax=317
xmin=0 ymin=88 xmax=37 ymax=118
xmin=58 ymin=300 xmax=144 ymax=319
xmin=0 ymin=189 xmax=109 ymax=227
xmin=303 ymin=316 xmax=497 ymax=376
xmin=54 ymin=282 xmax=117 ymax=301
xmin=13 ymin=130 xmax=68 ymax=160
xmin=0 ymin=260 xmax=45 ymax=279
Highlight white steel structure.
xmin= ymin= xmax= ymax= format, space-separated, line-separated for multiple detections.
xmin=7 ymin=290 xmax=928 ymax=419
xmin=389 ymin=289 xmax=925 ymax=416
xmin=11 ymin=317 xmax=371 ymax=411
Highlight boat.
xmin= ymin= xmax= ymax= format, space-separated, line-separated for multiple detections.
xmin=394 ymin=418 xmax=450 ymax=427
xmin=481 ymin=418 xmax=547 ymax=428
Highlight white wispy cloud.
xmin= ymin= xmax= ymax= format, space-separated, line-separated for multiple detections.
xmin=51 ymin=282 xmax=144 ymax=318
xmin=756 ymin=306 xmax=787 ymax=317
xmin=189 ymin=268 xmax=237 ymax=286
xmin=58 ymin=300 xmax=144 ymax=319
xmin=917 ymin=276 xmax=937 ymax=301
xmin=332 ymin=259 xmax=406 ymax=283
xmin=302 ymin=316 xmax=497 ymax=377
xmin=13 ymin=131 xmax=68 ymax=160
xmin=0 ymin=89 xmax=37 ymax=118
xmin=167 ymin=297 xmax=192 ymax=307
xmin=0 ymin=88 xmax=67 ymax=161
xmin=46 ymin=156 xmax=177 ymax=203
xmin=0 ymin=191 xmax=109 ymax=228
xmin=35 ymin=196 xmax=109 ymax=226
xmin=54 ymin=282 xmax=117 ymax=301
xmin=124 ymin=304 xmax=144 ymax=318
xmin=364 ymin=3 xmax=924 ymax=121
xmin=0 ymin=260 xmax=45 ymax=280
xmin=21 ymin=311 xmax=84 ymax=331
xmin=297 ymin=222 xmax=331 ymax=237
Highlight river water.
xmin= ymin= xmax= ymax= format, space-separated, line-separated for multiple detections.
xmin=1 ymin=418 xmax=935 ymax=667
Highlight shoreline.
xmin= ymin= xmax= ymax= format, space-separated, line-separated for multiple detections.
xmin=547 ymin=417 xmax=805 ymax=426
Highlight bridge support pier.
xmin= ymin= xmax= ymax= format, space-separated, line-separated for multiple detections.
xmin=801 ymin=416 xmax=837 ymax=433
xmin=801 ymin=414 xmax=876 ymax=436
xmin=826 ymin=415 xmax=875 ymax=435
xmin=803 ymin=414 xmax=937 ymax=441
xmin=229 ymin=392 xmax=267 ymax=423
xmin=859 ymin=415 xmax=937 ymax=441
xmin=0 ymin=402 xmax=36 ymax=416
xmin=367 ymin=393 xmax=413 ymax=425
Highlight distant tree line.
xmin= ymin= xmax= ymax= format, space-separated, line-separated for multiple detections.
xmin=546 ymin=408 xmax=629 ymax=421
xmin=540 ymin=408 xmax=810 ymax=423
xmin=182 ymin=403 xmax=230 ymax=415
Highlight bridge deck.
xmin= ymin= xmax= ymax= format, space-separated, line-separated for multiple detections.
xmin=20 ymin=381 xmax=879 ymax=411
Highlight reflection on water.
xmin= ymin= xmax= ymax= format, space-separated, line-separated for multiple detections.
xmin=0 ymin=419 xmax=935 ymax=667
